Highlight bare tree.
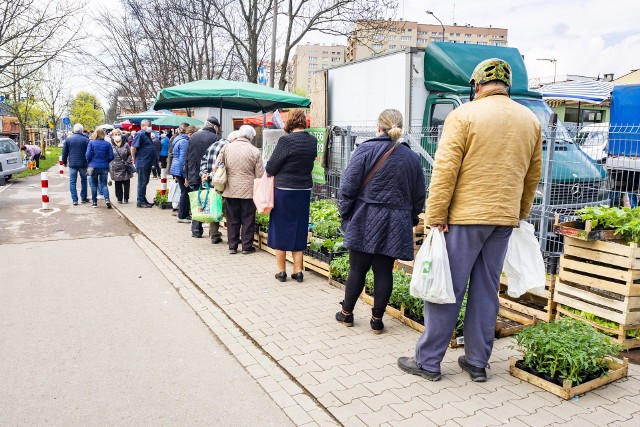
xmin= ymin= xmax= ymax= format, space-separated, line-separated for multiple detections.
xmin=0 ymin=0 xmax=85 ymax=90
xmin=275 ymin=0 xmax=397 ymax=90
xmin=40 ymin=63 xmax=71 ymax=135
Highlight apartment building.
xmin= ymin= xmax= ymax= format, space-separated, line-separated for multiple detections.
xmin=347 ymin=20 xmax=508 ymax=62
xmin=292 ymin=43 xmax=346 ymax=95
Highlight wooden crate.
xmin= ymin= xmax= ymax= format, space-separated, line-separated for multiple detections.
xmin=509 ymin=357 xmax=629 ymax=400
xmin=553 ymin=220 xmax=619 ymax=241
xmin=498 ymin=275 xmax=557 ymax=323
xmin=495 ymin=310 xmax=536 ymax=338
xmin=303 ymin=256 xmax=330 ymax=278
xmin=554 ymin=237 xmax=640 ymax=326
xmin=556 ymin=307 xmax=640 ymax=349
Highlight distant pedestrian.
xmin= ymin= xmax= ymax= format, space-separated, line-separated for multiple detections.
xmin=397 ymin=59 xmax=542 ymax=382
xmin=200 ymin=131 xmax=235 ymax=243
xmin=62 ymin=123 xmax=90 ymax=205
xmin=214 ymin=125 xmax=263 ymax=255
xmin=265 ymin=109 xmax=317 ymax=282
xmin=167 ymin=123 xmax=188 ymax=173
xmin=335 ymin=109 xmax=425 ymax=334
xmin=128 ymin=130 xmax=136 ymax=147
xmin=160 ymin=130 xmax=171 ymax=169
xmin=86 ymin=128 xmax=115 ymax=209
xmin=109 ymin=129 xmax=133 ymax=204
xmin=169 ymin=125 xmax=191 ymax=222
xmin=20 ymin=144 xmax=41 ymax=169
xmin=151 ymin=132 xmax=162 ymax=178
xmin=184 ymin=116 xmax=221 ymax=238
xmin=131 ymin=119 xmax=158 ymax=208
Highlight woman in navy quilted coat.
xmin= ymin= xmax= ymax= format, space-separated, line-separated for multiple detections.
xmin=336 ymin=109 xmax=426 ymax=333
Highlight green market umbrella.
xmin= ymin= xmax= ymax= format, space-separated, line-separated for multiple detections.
xmin=96 ymin=124 xmax=114 ymax=130
xmin=152 ymin=115 xmax=203 ymax=128
xmin=116 ymin=109 xmax=175 ymax=123
xmin=152 ymin=79 xmax=311 ymax=113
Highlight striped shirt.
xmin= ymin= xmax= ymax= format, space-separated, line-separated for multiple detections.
xmin=199 ymin=139 xmax=228 ymax=178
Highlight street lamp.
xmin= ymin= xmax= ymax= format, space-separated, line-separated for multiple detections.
xmin=537 ymin=58 xmax=558 ymax=83
xmin=426 ymin=10 xmax=445 ymax=42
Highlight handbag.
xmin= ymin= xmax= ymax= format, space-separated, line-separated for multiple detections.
xmin=115 ymin=145 xmax=136 ymax=174
xmin=212 ymin=146 xmax=228 ymax=192
xmin=189 ymin=182 xmax=214 ymax=223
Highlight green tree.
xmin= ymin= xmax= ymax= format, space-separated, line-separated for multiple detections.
xmin=69 ymin=91 xmax=103 ymax=130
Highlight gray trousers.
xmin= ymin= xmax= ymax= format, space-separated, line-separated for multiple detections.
xmin=415 ymin=225 xmax=512 ymax=372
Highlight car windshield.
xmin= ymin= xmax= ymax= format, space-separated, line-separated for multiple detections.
xmin=514 ymin=99 xmax=573 ymax=142
xmin=0 ymin=139 xmax=19 ymax=154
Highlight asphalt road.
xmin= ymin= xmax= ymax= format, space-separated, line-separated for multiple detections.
xmin=0 ymin=168 xmax=293 ymax=426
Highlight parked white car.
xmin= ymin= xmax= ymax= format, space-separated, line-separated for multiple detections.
xmin=576 ymin=122 xmax=608 ymax=164
xmin=0 ymin=137 xmax=26 ymax=179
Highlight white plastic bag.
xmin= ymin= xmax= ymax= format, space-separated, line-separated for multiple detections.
xmin=503 ymin=220 xmax=546 ymax=298
xmin=168 ymin=178 xmax=180 ymax=209
xmin=410 ymin=229 xmax=456 ymax=304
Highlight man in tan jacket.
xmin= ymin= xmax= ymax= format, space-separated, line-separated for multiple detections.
xmin=398 ymin=58 xmax=542 ymax=382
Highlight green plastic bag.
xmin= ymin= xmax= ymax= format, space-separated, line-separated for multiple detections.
xmin=189 ymin=183 xmax=214 ymax=223
xmin=211 ymin=192 xmax=224 ymax=222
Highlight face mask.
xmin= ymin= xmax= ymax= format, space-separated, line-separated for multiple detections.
xmin=146 ymin=126 xmax=153 ymax=133
xmin=114 ymin=136 xmax=122 ymax=142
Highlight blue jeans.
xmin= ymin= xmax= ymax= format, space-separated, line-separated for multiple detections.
xmin=89 ymin=168 xmax=110 ymax=203
xmin=137 ymin=165 xmax=152 ymax=204
xmin=69 ymin=167 xmax=88 ymax=203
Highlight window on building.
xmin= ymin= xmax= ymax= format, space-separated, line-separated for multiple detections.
xmin=477 ymin=42 xmax=488 ymax=45
xmin=449 ymin=33 xmax=455 ymax=36
xmin=331 ymin=57 xmax=341 ymax=62
xmin=432 ymin=31 xmax=439 ymax=35
xmin=372 ymin=43 xmax=384 ymax=49
xmin=400 ymin=45 xmax=407 ymax=49
xmin=407 ymin=29 xmax=412 ymax=32
xmin=389 ymin=45 xmax=396 ymax=50
xmin=322 ymin=64 xmax=328 ymax=69
xmin=465 ymin=34 xmax=472 ymax=37
xmin=400 ymin=36 xmax=411 ymax=41
xmin=455 ymin=33 xmax=461 ymax=36
xmin=309 ymin=63 xmax=317 ymax=69
xmin=565 ymin=108 xmax=603 ymax=125
xmin=309 ymin=56 xmax=317 ymax=61
xmin=417 ymin=38 xmax=427 ymax=44
xmin=322 ymin=57 xmax=329 ymax=61
xmin=372 ymin=34 xmax=383 ymax=41
xmin=322 ymin=51 xmax=328 ymax=54
xmin=388 ymin=35 xmax=397 ymax=41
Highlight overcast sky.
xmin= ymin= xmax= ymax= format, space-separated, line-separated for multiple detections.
xmin=82 ymin=0 xmax=639 ymax=106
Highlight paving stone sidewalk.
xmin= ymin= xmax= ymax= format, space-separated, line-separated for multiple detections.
xmin=115 ymin=182 xmax=640 ymax=426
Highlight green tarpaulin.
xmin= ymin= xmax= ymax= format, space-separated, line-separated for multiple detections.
xmin=116 ymin=109 xmax=175 ymax=123
xmin=152 ymin=79 xmax=311 ymax=112
xmin=152 ymin=115 xmax=203 ymax=127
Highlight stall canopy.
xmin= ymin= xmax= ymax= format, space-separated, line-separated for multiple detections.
xmin=242 ymin=111 xmax=311 ymax=127
xmin=152 ymin=115 xmax=203 ymax=128
xmin=535 ymin=80 xmax=614 ymax=104
xmin=152 ymin=79 xmax=311 ymax=112
xmin=116 ymin=109 xmax=175 ymax=123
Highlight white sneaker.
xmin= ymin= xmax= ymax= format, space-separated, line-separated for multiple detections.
xmin=177 ymin=218 xmax=191 ymax=223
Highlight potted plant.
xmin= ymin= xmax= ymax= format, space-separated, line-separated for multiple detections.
xmin=154 ymin=190 xmax=172 ymax=209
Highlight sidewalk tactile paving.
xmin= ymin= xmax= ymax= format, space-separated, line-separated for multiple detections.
xmin=116 ymin=184 xmax=640 ymax=427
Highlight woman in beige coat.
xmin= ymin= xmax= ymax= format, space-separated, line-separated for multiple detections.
xmin=215 ymin=125 xmax=263 ymax=254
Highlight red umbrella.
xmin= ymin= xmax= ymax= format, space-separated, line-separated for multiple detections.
xmin=243 ymin=111 xmax=311 ymax=128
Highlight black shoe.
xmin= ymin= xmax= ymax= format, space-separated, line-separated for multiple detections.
xmin=370 ymin=316 xmax=384 ymax=334
xmin=81 ymin=199 xmax=90 ymax=204
xmin=117 ymin=200 xmax=123 ymax=204
xmin=123 ymin=199 xmax=129 ymax=204
xmin=229 ymin=248 xmax=237 ymax=254
xmin=242 ymin=247 xmax=256 ymax=255
xmin=211 ymin=237 xmax=223 ymax=244
xmin=458 ymin=355 xmax=487 ymax=382
xmin=137 ymin=202 xmax=153 ymax=208
xmin=397 ymin=357 xmax=442 ymax=381
xmin=192 ymin=234 xmax=202 ymax=238
xmin=92 ymin=203 xmax=98 ymax=208
xmin=106 ymin=200 xmax=112 ymax=209
xmin=275 ymin=271 xmax=287 ymax=282
xmin=73 ymin=201 xmax=78 ymax=206
xmin=335 ymin=303 xmax=354 ymax=327
xmin=291 ymin=272 xmax=304 ymax=282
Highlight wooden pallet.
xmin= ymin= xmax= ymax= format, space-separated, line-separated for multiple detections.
xmin=509 ymin=357 xmax=629 ymax=400
xmin=495 ymin=310 xmax=536 ymax=337
xmin=556 ymin=307 xmax=640 ymax=349
xmin=554 ymin=237 xmax=640 ymax=326
xmin=498 ymin=275 xmax=557 ymax=323
xmin=303 ymin=256 xmax=330 ymax=278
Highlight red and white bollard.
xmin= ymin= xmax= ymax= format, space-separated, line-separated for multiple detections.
xmin=160 ymin=168 xmax=167 ymax=195
xmin=41 ymin=172 xmax=49 ymax=210
xmin=59 ymin=156 xmax=64 ymax=176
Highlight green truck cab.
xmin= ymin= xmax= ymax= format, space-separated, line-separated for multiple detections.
xmin=421 ymin=43 xmax=609 ymax=249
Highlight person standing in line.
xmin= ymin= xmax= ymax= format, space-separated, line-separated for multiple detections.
xmin=265 ymin=109 xmax=317 ymax=282
xmin=62 ymin=123 xmax=90 ymax=205
xmin=131 ymin=119 xmax=158 ymax=208
xmin=151 ymin=132 xmax=162 ymax=179
xmin=214 ymin=125 xmax=263 ymax=255
xmin=127 ymin=130 xmax=136 ymax=147
xmin=167 ymin=124 xmax=188 ymax=174
xmin=21 ymin=144 xmax=41 ymax=169
xmin=335 ymin=109 xmax=425 ymax=334
xmin=160 ymin=130 xmax=171 ymax=170
xmin=170 ymin=126 xmax=191 ymax=222
xmin=184 ymin=116 xmax=221 ymax=238
xmin=200 ymin=131 xmax=236 ymax=243
xmin=109 ymin=129 xmax=133 ymax=204
xmin=398 ymin=59 xmax=542 ymax=382
xmin=86 ymin=128 xmax=115 ymax=209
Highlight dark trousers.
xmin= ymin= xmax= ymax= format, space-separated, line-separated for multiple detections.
xmin=136 ymin=165 xmax=152 ymax=204
xmin=342 ymin=250 xmax=395 ymax=318
xmin=176 ymin=176 xmax=191 ymax=219
xmin=159 ymin=156 xmax=168 ymax=169
xmin=225 ymin=198 xmax=256 ymax=251
xmin=33 ymin=153 xmax=41 ymax=168
xmin=414 ymin=225 xmax=512 ymax=372
xmin=114 ymin=179 xmax=130 ymax=202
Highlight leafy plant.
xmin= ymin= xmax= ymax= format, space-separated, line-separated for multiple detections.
xmin=329 ymin=254 xmax=350 ymax=281
xmin=255 ymin=213 xmax=270 ymax=231
xmin=561 ymin=305 xmax=640 ymax=339
xmin=154 ymin=190 xmax=168 ymax=203
xmin=513 ymin=317 xmax=620 ymax=385
xmin=454 ymin=292 xmax=468 ymax=337
xmin=309 ymin=200 xmax=340 ymax=224
xmin=323 ymin=238 xmax=344 ymax=253
xmin=312 ymin=220 xmax=341 ymax=239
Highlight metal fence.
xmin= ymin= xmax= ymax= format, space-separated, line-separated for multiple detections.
xmin=316 ymin=123 xmax=640 ymax=274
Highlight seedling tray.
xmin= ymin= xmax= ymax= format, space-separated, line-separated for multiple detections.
xmin=553 ymin=220 xmax=619 ymax=241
